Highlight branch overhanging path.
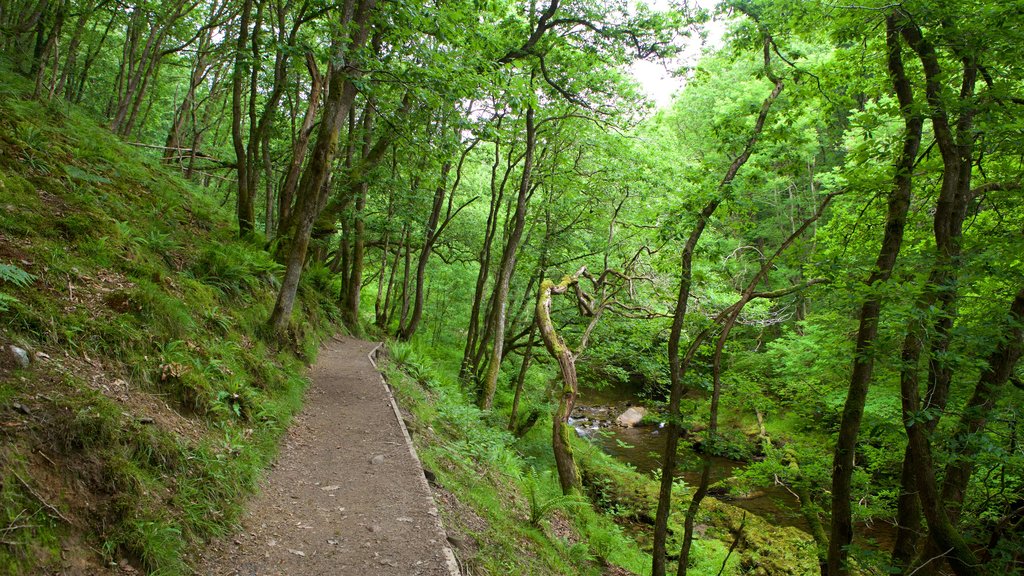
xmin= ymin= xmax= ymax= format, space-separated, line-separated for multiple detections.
xmin=197 ymin=336 xmax=457 ymax=576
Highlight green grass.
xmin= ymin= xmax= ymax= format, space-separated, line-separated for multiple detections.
xmin=384 ymin=340 xmax=656 ymax=575
xmin=382 ymin=337 xmax=819 ymax=575
xmin=0 ymin=65 xmax=338 ymax=574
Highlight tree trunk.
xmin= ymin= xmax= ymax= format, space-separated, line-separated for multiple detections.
xmin=398 ymin=160 xmax=452 ymax=340
xmin=653 ymin=36 xmax=784 ymax=576
xmin=460 ymin=125 xmax=511 ymax=381
xmin=230 ymin=0 xmax=254 ymax=236
xmin=267 ymin=0 xmax=377 ymax=337
xmin=278 ymin=52 xmax=324 ymax=236
xmin=536 ymin=276 xmax=582 ymax=495
xmin=826 ymin=17 xmax=922 ymax=576
xmin=508 ymin=324 xmax=537 ymax=431
xmin=478 ymin=105 xmax=535 ymax=409
xmin=342 ymin=101 xmax=376 ymax=335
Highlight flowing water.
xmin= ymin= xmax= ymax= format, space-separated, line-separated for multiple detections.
xmin=570 ymin=384 xmax=898 ymax=548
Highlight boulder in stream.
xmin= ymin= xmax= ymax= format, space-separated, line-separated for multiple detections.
xmin=614 ymin=406 xmax=646 ymax=428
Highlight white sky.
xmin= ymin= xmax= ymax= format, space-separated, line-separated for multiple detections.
xmin=629 ymin=0 xmax=729 ymax=108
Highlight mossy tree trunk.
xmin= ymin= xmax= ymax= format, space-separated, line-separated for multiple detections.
xmin=268 ymin=0 xmax=377 ymax=338
xmin=536 ymin=274 xmax=583 ymax=495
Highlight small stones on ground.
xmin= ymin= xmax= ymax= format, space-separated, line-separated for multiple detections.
xmin=327 ymin=539 xmax=339 ymax=545
xmin=320 ymin=485 xmax=340 ymax=491
xmin=370 ymin=454 xmax=385 ymax=465
xmin=12 ymin=403 xmax=30 ymax=415
xmin=287 ymin=549 xmax=305 ymax=557
xmin=396 ymin=517 xmax=414 ymax=523
xmin=367 ymin=524 xmax=382 ymax=533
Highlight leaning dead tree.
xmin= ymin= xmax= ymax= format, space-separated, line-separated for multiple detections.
xmin=536 ymin=263 xmax=650 ymax=494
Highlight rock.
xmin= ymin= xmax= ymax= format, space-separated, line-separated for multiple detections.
xmin=7 ymin=345 xmax=30 ymax=368
xmin=423 ymin=467 xmax=436 ymax=483
xmin=615 ymin=406 xmax=646 ymax=428
xmin=370 ymin=454 xmax=385 ymax=465
xmin=446 ymin=534 xmax=469 ymax=551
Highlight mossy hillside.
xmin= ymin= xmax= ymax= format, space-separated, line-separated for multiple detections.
xmin=0 ymin=68 xmax=339 ymax=574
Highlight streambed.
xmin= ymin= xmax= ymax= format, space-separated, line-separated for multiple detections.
xmin=570 ymin=385 xmax=897 ymax=549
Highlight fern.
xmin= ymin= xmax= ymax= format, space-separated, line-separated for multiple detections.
xmin=0 ymin=263 xmax=35 ymax=287
xmin=524 ymin=468 xmax=587 ymax=527
xmin=0 ymin=292 xmax=19 ymax=312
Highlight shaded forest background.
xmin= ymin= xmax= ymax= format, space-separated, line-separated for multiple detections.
xmin=1 ymin=0 xmax=1023 ymax=575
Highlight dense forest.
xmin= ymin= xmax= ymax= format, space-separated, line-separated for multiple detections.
xmin=1 ymin=0 xmax=1022 ymax=574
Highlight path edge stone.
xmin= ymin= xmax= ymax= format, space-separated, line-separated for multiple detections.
xmin=367 ymin=342 xmax=461 ymax=576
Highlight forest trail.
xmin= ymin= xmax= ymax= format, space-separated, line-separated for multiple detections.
xmin=196 ymin=336 xmax=458 ymax=576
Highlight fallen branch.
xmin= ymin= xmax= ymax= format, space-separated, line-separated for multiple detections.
xmin=13 ymin=472 xmax=70 ymax=525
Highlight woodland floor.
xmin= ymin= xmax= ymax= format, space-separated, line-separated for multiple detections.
xmin=195 ymin=336 xmax=456 ymax=576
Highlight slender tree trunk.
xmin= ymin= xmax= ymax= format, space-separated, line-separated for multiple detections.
xmin=653 ymin=36 xmax=784 ymax=576
xmin=826 ymin=17 xmax=922 ymax=576
xmin=71 ymin=10 xmax=113 ymax=103
xmin=374 ymin=187 xmax=397 ymax=328
xmin=230 ymin=0 xmax=254 ymax=236
xmin=268 ymin=0 xmax=377 ymax=337
xmin=342 ymin=101 xmax=375 ymax=335
xmin=278 ymin=52 xmax=324 ymax=237
xmin=508 ymin=323 xmax=537 ymax=431
xmin=397 ymin=230 xmax=413 ymax=328
xmin=478 ymin=106 xmax=535 ymax=409
xmin=461 ymin=125 xmax=510 ymax=381
xmin=381 ymin=227 xmax=407 ymax=331
xmin=892 ymin=23 xmax=978 ymax=573
xmin=398 ymin=160 xmax=452 ymax=340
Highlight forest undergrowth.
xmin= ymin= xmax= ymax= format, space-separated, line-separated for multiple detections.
xmin=0 ymin=66 xmax=339 ymax=574
xmin=382 ymin=338 xmax=818 ymax=576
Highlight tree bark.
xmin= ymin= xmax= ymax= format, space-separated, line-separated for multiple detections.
xmin=341 ymin=101 xmax=375 ymax=335
xmin=478 ymin=105 xmax=535 ymax=409
xmin=460 ymin=121 xmax=512 ymax=381
xmin=653 ymin=35 xmax=784 ymax=576
xmin=398 ymin=159 xmax=452 ymax=340
xmin=536 ymin=275 xmax=582 ymax=495
xmin=278 ymin=51 xmax=324 ymax=235
xmin=267 ymin=0 xmax=377 ymax=337
xmin=825 ymin=16 xmax=922 ymax=576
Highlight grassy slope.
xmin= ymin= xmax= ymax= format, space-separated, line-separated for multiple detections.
xmin=383 ymin=340 xmax=819 ymax=576
xmin=0 ymin=69 xmax=339 ymax=574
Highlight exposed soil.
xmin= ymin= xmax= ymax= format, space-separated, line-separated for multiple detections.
xmin=195 ymin=336 xmax=456 ymax=576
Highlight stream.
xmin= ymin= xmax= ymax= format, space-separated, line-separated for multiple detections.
xmin=570 ymin=384 xmax=898 ymax=549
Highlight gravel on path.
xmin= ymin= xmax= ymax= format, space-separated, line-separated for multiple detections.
xmin=195 ymin=336 xmax=458 ymax=576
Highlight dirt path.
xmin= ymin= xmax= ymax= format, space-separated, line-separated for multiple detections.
xmin=196 ymin=336 xmax=457 ymax=576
